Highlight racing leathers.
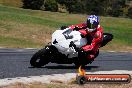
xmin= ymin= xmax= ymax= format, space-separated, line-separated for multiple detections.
xmin=68 ymin=23 xmax=103 ymax=60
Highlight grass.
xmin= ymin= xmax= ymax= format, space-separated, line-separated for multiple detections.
xmin=0 ymin=4 xmax=132 ymax=51
xmin=101 ymin=17 xmax=132 ymax=46
xmin=0 ymin=0 xmax=22 ymax=7
xmin=100 ymin=17 xmax=132 ymax=51
xmin=0 ymin=36 xmax=40 ymax=48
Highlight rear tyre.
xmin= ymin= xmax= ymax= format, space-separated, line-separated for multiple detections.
xmin=101 ymin=33 xmax=113 ymax=47
xmin=30 ymin=48 xmax=49 ymax=68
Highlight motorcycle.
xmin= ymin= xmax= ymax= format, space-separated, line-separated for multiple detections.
xmin=30 ymin=27 xmax=113 ymax=68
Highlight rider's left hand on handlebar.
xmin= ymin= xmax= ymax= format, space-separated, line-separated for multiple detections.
xmin=73 ymin=26 xmax=79 ymax=31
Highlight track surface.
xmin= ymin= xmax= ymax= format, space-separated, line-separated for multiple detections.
xmin=0 ymin=48 xmax=132 ymax=79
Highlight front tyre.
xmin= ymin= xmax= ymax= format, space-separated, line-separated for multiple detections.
xmin=30 ymin=48 xmax=49 ymax=68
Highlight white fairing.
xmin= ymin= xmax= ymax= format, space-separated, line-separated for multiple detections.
xmin=52 ymin=28 xmax=87 ymax=58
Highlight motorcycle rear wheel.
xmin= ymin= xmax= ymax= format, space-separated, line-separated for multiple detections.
xmin=101 ymin=33 xmax=113 ymax=47
xmin=30 ymin=48 xmax=49 ymax=68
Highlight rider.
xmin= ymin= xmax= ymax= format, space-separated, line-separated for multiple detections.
xmin=68 ymin=15 xmax=103 ymax=61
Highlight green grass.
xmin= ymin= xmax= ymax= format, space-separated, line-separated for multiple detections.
xmin=101 ymin=17 xmax=132 ymax=47
xmin=0 ymin=36 xmax=40 ymax=48
xmin=0 ymin=4 xmax=132 ymax=51
xmin=0 ymin=5 xmax=78 ymax=28
xmin=0 ymin=0 xmax=22 ymax=7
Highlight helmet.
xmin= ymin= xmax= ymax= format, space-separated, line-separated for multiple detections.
xmin=86 ymin=15 xmax=99 ymax=29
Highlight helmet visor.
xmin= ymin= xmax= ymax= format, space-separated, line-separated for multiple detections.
xmin=87 ymin=23 xmax=94 ymax=29
xmin=87 ymin=20 xmax=97 ymax=29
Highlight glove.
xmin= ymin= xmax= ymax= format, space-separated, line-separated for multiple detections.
xmin=73 ymin=26 xmax=79 ymax=31
xmin=60 ymin=26 xmax=68 ymax=30
xmin=80 ymin=34 xmax=85 ymax=38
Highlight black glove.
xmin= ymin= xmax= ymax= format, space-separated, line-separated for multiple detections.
xmin=80 ymin=34 xmax=85 ymax=38
xmin=73 ymin=26 xmax=79 ymax=31
xmin=60 ymin=26 xmax=68 ymax=30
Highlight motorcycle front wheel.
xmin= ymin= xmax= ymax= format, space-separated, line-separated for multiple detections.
xmin=30 ymin=48 xmax=49 ymax=68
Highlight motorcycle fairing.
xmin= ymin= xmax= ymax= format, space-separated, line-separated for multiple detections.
xmin=52 ymin=28 xmax=87 ymax=58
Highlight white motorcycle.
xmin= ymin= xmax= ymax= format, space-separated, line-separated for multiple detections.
xmin=30 ymin=27 xmax=113 ymax=67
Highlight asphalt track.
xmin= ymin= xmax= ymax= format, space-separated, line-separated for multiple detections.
xmin=0 ymin=48 xmax=132 ymax=79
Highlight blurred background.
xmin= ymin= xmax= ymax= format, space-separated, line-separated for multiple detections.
xmin=0 ymin=0 xmax=131 ymax=51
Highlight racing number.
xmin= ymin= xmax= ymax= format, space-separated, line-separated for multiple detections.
xmin=62 ymin=31 xmax=73 ymax=40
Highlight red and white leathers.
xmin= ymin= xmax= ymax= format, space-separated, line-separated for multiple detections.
xmin=68 ymin=23 xmax=103 ymax=60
